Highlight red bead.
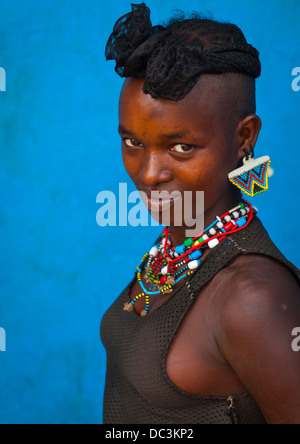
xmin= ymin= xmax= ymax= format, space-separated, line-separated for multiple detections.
xmin=160 ymin=276 xmax=168 ymax=285
xmin=224 ymin=221 xmax=235 ymax=231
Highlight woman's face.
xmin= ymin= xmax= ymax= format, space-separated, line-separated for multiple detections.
xmin=118 ymin=76 xmax=242 ymax=228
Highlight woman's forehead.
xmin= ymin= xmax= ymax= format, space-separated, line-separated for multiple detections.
xmin=119 ymin=74 xmax=253 ymax=136
xmin=119 ymin=76 xmax=230 ymax=135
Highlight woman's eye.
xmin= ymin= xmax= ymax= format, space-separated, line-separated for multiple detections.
xmin=171 ymin=144 xmax=193 ymax=153
xmin=122 ymin=138 xmax=143 ymax=148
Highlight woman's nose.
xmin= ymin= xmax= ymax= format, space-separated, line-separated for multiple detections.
xmin=139 ymin=151 xmax=173 ymax=187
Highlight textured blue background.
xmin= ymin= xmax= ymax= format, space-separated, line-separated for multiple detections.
xmin=0 ymin=0 xmax=299 ymax=424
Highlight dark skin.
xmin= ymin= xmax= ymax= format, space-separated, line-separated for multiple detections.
xmin=118 ymin=75 xmax=300 ymax=424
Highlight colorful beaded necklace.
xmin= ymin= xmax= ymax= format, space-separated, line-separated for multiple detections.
xmin=124 ymin=200 xmax=257 ymax=316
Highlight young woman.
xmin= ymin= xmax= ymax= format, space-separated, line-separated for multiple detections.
xmin=101 ymin=3 xmax=300 ymax=424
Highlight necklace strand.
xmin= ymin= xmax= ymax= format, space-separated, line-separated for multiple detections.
xmin=124 ymin=199 xmax=257 ymax=316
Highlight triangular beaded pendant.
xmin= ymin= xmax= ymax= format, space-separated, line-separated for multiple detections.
xmin=228 ymin=155 xmax=271 ymax=197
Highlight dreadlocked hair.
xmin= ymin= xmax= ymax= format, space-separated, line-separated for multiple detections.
xmin=105 ymin=3 xmax=261 ymax=101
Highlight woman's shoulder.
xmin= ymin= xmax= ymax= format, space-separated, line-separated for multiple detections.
xmin=213 ymin=253 xmax=300 ymax=338
xmin=225 ymin=252 xmax=299 ymax=284
xmin=218 ymin=253 xmax=300 ymax=308
xmin=217 ymin=214 xmax=300 ymax=300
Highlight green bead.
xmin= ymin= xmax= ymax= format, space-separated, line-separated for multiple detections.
xmin=198 ymin=236 xmax=204 ymax=243
xmin=184 ymin=237 xmax=194 ymax=247
xmin=239 ymin=202 xmax=244 ymax=209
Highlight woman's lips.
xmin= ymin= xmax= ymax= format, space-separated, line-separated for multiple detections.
xmin=147 ymin=196 xmax=175 ymax=212
xmin=140 ymin=191 xmax=182 ymax=212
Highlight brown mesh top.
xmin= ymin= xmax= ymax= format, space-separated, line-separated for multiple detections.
xmin=101 ymin=216 xmax=300 ymax=424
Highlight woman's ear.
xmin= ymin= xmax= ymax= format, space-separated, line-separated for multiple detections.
xmin=235 ymin=114 xmax=262 ymax=162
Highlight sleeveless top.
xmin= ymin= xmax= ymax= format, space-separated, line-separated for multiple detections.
xmin=101 ymin=217 xmax=300 ymax=424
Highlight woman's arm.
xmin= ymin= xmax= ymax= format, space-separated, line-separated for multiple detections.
xmin=219 ymin=255 xmax=300 ymax=424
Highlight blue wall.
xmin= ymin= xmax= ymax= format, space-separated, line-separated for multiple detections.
xmin=0 ymin=0 xmax=299 ymax=424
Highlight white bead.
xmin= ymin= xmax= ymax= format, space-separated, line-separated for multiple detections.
xmin=240 ymin=209 xmax=246 ymax=216
xmin=224 ymin=215 xmax=231 ymax=222
xmin=162 ymin=237 xmax=170 ymax=248
xmin=149 ymin=246 xmax=158 ymax=257
xmin=188 ymin=260 xmax=200 ymax=270
xmin=209 ymin=228 xmax=217 ymax=235
xmin=208 ymin=238 xmax=219 ymax=249
xmin=161 ymin=266 xmax=168 ymax=275
xmin=202 ymin=234 xmax=209 ymax=241
xmin=216 ymin=221 xmax=224 ymax=229
xmin=232 ymin=211 xmax=239 ymax=219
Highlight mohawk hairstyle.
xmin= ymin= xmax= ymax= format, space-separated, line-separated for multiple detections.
xmin=105 ymin=3 xmax=261 ymax=101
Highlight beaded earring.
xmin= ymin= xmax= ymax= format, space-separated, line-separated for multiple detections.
xmin=228 ymin=146 xmax=271 ymax=197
